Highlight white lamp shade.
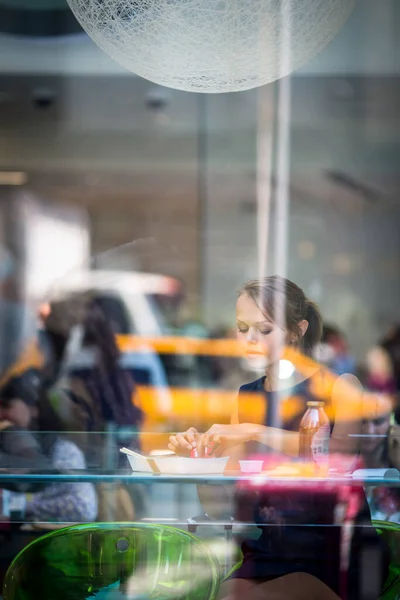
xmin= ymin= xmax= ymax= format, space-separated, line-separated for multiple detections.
xmin=66 ymin=0 xmax=355 ymax=93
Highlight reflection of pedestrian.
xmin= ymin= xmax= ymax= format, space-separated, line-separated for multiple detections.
xmin=0 ymin=370 xmax=97 ymax=522
xmin=40 ymin=292 xmax=143 ymax=520
xmin=366 ymin=346 xmax=396 ymax=395
xmin=41 ymin=293 xmax=143 ymax=452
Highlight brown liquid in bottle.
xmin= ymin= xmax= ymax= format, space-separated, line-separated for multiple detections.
xmin=299 ymin=401 xmax=330 ymax=468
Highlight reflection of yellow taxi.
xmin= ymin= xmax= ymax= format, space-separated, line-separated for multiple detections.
xmin=0 ymin=335 xmax=245 ymax=452
xmin=2 ymin=332 xmax=389 ymax=455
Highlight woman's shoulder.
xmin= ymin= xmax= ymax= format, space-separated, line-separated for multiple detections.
xmin=239 ymin=377 xmax=265 ymax=394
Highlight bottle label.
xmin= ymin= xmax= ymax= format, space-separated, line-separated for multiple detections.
xmin=311 ymin=423 xmax=330 ymax=466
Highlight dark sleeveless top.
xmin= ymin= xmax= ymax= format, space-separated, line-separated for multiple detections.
xmin=238 ymin=375 xmax=315 ymax=431
xmin=232 ymin=375 xmax=342 ymax=592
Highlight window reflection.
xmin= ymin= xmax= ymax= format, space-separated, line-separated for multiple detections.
xmin=0 ymin=2 xmax=400 ymax=599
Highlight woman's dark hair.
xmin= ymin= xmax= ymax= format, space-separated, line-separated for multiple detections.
xmin=0 ymin=369 xmax=41 ymax=408
xmin=239 ymin=275 xmax=323 ymax=355
xmin=45 ymin=291 xmax=142 ymax=430
xmin=81 ymin=296 xmax=121 ymax=372
xmin=45 ymin=291 xmax=120 ymax=372
xmin=381 ymin=325 xmax=400 ymax=391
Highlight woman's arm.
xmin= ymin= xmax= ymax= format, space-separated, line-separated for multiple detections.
xmin=169 ymin=422 xmax=299 ymax=458
xmin=205 ymin=422 xmax=300 ymax=458
xmin=253 ymin=426 xmax=300 ymax=456
xmin=329 ymin=374 xmax=363 ymax=455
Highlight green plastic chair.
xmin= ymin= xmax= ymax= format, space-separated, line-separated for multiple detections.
xmin=373 ymin=520 xmax=400 ymax=600
xmin=3 ymin=523 xmax=220 ymax=600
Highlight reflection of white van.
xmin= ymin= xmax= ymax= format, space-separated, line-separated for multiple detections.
xmin=48 ymin=270 xmax=182 ymax=336
xmin=48 ymin=270 xmax=182 ymax=415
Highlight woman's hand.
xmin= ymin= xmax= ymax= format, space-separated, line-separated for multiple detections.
xmin=168 ymin=428 xmax=221 ymax=457
xmin=169 ymin=423 xmax=262 ymax=457
xmin=168 ymin=427 xmax=199 ymax=456
xmin=202 ymin=423 xmax=258 ymax=455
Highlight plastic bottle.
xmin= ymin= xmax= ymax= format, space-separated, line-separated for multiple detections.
xmin=299 ymin=401 xmax=330 ymax=471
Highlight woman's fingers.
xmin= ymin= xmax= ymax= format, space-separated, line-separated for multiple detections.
xmin=168 ymin=427 xmax=199 ymax=455
xmin=168 ymin=437 xmax=179 ymax=452
xmin=199 ymin=425 xmax=226 ymax=456
xmin=167 ymin=426 xmax=233 ymax=457
xmin=177 ymin=432 xmax=195 ymax=450
xmin=196 ymin=433 xmax=208 ymax=456
xmin=185 ymin=427 xmax=199 ymax=446
xmin=196 ymin=433 xmax=221 ymax=457
xmin=170 ymin=423 xmax=251 ymax=456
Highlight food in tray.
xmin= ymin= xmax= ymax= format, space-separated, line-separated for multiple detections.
xmin=152 ymin=455 xmax=229 ymax=475
xmin=121 ymin=447 xmax=228 ymax=475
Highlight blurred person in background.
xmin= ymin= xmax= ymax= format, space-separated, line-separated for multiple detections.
xmin=39 ymin=291 xmax=144 ymax=520
xmin=0 ymin=371 xmax=97 ymax=523
xmin=40 ymin=292 xmax=143 ymax=453
xmin=365 ymin=346 xmax=396 ymax=396
xmin=314 ymin=324 xmax=356 ymax=377
xmin=360 ymin=392 xmax=400 ymax=523
xmin=380 ymin=325 xmax=400 ymax=393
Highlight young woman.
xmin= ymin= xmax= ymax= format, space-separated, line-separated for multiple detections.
xmin=169 ymin=276 xmax=366 ymax=600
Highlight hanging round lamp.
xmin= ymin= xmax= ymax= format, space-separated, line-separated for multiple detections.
xmin=66 ymin=0 xmax=355 ymax=93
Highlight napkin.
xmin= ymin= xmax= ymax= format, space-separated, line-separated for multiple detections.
xmin=352 ymin=468 xmax=400 ymax=480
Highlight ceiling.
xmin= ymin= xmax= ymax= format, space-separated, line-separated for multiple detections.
xmin=0 ymin=0 xmax=81 ymax=37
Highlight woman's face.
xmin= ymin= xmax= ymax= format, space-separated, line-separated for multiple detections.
xmin=236 ymin=293 xmax=288 ymax=370
xmin=2 ymin=398 xmax=33 ymax=429
xmin=361 ymin=393 xmax=392 ymax=455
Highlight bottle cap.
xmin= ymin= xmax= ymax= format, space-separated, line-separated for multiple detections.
xmin=306 ymin=401 xmax=324 ymax=408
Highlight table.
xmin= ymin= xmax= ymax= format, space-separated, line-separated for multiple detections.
xmin=0 ymin=470 xmax=399 ymax=485
xmin=0 ymin=470 xmax=397 ymax=599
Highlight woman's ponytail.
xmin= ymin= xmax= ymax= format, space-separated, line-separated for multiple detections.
xmin=304 ymin=300 xmax=323 ymax=354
